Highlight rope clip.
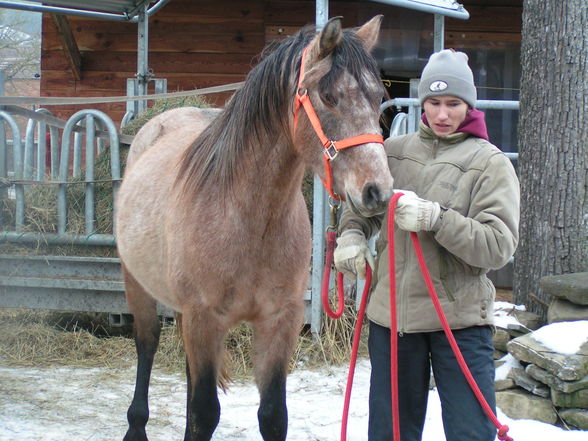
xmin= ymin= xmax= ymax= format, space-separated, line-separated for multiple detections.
xmin=326 ymin=197 xmax=341 ymax=232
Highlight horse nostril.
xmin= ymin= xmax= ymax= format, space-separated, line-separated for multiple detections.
xmin=362 ymin=183 xmax=381 ymax=210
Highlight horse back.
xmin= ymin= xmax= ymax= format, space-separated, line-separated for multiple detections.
xmin=126 ymin=106 xmax=222 ymax=167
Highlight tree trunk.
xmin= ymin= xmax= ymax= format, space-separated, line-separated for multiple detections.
xmin=513 ymin=0 xmax=588 ymax=319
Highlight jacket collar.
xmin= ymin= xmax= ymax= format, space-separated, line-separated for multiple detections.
xmin=420 ymin=109 xmax=489 ymax=142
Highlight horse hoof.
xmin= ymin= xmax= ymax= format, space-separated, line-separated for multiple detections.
xmin=123 ymin=428 xmax=148 ymax=441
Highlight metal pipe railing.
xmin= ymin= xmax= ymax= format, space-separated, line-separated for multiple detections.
xmin=381 ymin=98 xmax=520 ymax=160
xmin=24 ymin=108 xmax=60 ymax=181
xmin=0 ymin=108 xmax=120 ymax=245
xmin=58 ymin=109 xmax=120 ymax=236
xmin=381 ymin=98 xmax=520 ymax=112
xmin=0 ymin=110 xmax=24 ymax=230
xmin=0 ymin=231 xmax=115 ymax=246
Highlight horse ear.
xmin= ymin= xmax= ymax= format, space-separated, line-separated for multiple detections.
xmin=317 ymin=16 xmax=343 ymax=59
xmin=355 ymin=15 xmax=383 ymax=52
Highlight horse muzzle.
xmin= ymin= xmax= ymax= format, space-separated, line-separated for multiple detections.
xmin=346 ymin=182 xmax=393 ymax=217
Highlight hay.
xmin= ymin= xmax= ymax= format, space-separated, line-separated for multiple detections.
xmin=0 ymin=309 xmax=136 ymax=369
xmin=0 ymin=303 xmax=368 ymax=378
xmin=0 ymin=96 xmax=210 ymax=257
xmin=121 ymin=95 xmax=210 ymax=137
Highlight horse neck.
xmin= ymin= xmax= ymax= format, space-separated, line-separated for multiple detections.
xmin=231 ymin=133 xmax=305 ymax=214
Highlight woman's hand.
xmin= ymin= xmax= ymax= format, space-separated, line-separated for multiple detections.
xmin=394 ymin=190 xmax=441 ymax=232
xmin=334 ymin=229 xmax=375 ymax=280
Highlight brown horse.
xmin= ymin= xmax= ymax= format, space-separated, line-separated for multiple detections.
xmin=115 ymin=16 xmax=394 ymax=441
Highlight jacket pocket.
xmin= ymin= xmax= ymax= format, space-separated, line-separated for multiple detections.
xmin=438 ymin=249 xmax=456 ymax=302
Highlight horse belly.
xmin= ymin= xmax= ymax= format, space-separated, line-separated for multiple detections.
xmin=117 ymin=117 xmax=214 ymax=311
xmin=116 ymin=163 xmax=179 ymax=309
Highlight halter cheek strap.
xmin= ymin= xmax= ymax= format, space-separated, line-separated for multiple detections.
xmin=293 ymin=46 xmax=384 ymax=200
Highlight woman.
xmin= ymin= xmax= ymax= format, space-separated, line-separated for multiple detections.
xmin=334 ymin=49 xmax=520 ymax=441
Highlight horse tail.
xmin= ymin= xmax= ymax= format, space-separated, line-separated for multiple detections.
xmin=174 ymin=312 xmax=232 ymax=392
xmin=219 ymin=351 xmax=232 ymax=392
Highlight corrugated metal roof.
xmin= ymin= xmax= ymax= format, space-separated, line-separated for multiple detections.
xmin=371 ymin=0 xmax=469 ymax=19
xmin=0 ymin=0 xmax=165 ymax=20
xmin=27 ymin=1 xmax=150 ymax=15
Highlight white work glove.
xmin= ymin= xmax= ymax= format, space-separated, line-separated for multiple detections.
xmin=394 ymin=190 xmax=441 ymax=232
xmin=333 ymin=229 xmax=375 ymax=280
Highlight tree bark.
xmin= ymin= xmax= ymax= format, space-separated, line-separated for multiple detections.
xmin=513 ymin=0 xmax=588 ymax=319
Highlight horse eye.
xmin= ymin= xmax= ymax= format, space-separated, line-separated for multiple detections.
xmin=321 ymin=92 xmax=339 ymax=107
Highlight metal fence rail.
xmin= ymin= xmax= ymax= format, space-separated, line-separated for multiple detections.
xmin=0 ymin=108 xmax=120 ymax=243
xmin=0 ymin=109 xmax=127 ymax=318
xmin=381 ymin=97 xmax=520 ymax=161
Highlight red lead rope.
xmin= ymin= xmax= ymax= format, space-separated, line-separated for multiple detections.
xmin=321 ymin=230 xmax=372 ymax=441
xmin=323 ymin=193 xmax=513 ymax=441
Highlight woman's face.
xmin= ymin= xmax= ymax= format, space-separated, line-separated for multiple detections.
xmin=423 ymin=96 xmax=469 ymax=137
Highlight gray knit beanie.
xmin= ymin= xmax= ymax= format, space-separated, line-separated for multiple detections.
xmin=418 ymin=49 xmax=477 ymax=108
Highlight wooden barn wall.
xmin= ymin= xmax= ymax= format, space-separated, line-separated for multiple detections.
xmin=40 ymin=0 xmax=522 ymax=124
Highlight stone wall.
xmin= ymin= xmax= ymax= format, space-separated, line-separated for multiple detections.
xmin=493 ymin=272 xmax=588 ymax=430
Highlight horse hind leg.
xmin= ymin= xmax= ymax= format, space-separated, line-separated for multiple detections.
xmin=253 ymin=303 xmax=304 ymax=441
xmin=122 ymin=263 xmax=161 ymax=441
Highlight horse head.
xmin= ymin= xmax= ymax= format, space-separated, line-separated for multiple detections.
xmin=294 ymin=15 xmax=394 ymax=217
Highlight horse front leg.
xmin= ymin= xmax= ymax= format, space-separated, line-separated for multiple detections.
xmin=252 ymin=301 xmax=304 ymax=441
xmin=122 ymin=264 xmax=161 ymax=441
xmin=179 ymin=310 xmax=225 ymax=441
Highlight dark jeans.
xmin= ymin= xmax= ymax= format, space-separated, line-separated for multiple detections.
xmin=368 ymin=321 xmax=496 ymax=441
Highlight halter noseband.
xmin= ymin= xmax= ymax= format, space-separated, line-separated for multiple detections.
xmin=293 ymin=46 xmax=384 ymax=200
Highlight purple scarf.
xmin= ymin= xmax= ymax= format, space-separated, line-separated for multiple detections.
xmin=421 ymin=109 xmax=489 ymax=141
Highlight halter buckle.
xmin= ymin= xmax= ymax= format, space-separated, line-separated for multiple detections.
xmin=325 ymin=141 xmax=339 ymax=160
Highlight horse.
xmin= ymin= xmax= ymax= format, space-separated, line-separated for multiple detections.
xmin=115 ymin=15 xmax=394 ymax=441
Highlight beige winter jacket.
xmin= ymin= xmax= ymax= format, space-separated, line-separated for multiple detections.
xmin=339 ymin=123 xmax=520 ymax=333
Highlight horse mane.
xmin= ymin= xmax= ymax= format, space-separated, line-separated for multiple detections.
xmin=176 ymin=24 xmax=384 ymax=196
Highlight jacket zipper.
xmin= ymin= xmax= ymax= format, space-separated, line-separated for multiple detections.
xmin=397 ymin=230 xmax=412 ymax=335
xmin=432 ymin=138 xmax=439 ymax=159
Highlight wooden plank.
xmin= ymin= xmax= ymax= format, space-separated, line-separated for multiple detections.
xmin=446 ymin=6 xmax=522 ymax=33
xmin=40 ymin=94 xmax=232 ymax=125
xmin=264 ymin=1 xmax=371 ymax=26
xmin=445 ymin=31 xmax=521 ymax=46
xmin=264 ymin=0 xmax=315 ymax=26
xmin=462 ymin=0 xmax=522 ymax=6
xmin=41 ymin=71 xmax=245 ymax=94
xmin=42 ymin=14 xmax=136 ymax=34
xmin=40 ymin=77 xmax=241 ymax=99
xmin=50 ymin=14 xmax=82 ymax=81
xmin=42 ymin=72 xmax=129 ymax=92
xmin=42 ymin=50 xmax=256 ymax=75
xmin=41 ymin=1 xmax=265 ymax=28
xmin=43 ymin=31 xmax=265 ymax=54
xmin=44 ymin=15 xmax=263 ymax=36
xmin=265 ymin=25 xmax=301 ymax=42
xmin=156 ymin=0 xmax=264 ymax=19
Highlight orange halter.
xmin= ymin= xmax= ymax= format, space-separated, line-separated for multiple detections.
xmin=293 ymin=46 xmax=384 ymax=200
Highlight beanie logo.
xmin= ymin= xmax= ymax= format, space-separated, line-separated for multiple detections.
xmin=429 ymin=81 xmax=448 ymax=92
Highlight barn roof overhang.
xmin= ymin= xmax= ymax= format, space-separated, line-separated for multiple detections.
xmin=370 ymin=0 xmax=469 ymax=19
xmin=0 ymin=1 xmax=469 ymax=21
xmin=0 ymin=0 xmax=170 ymax=22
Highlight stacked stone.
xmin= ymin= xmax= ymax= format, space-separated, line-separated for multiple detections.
xmin=493 ymin=272 xmax=588 ymax=430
